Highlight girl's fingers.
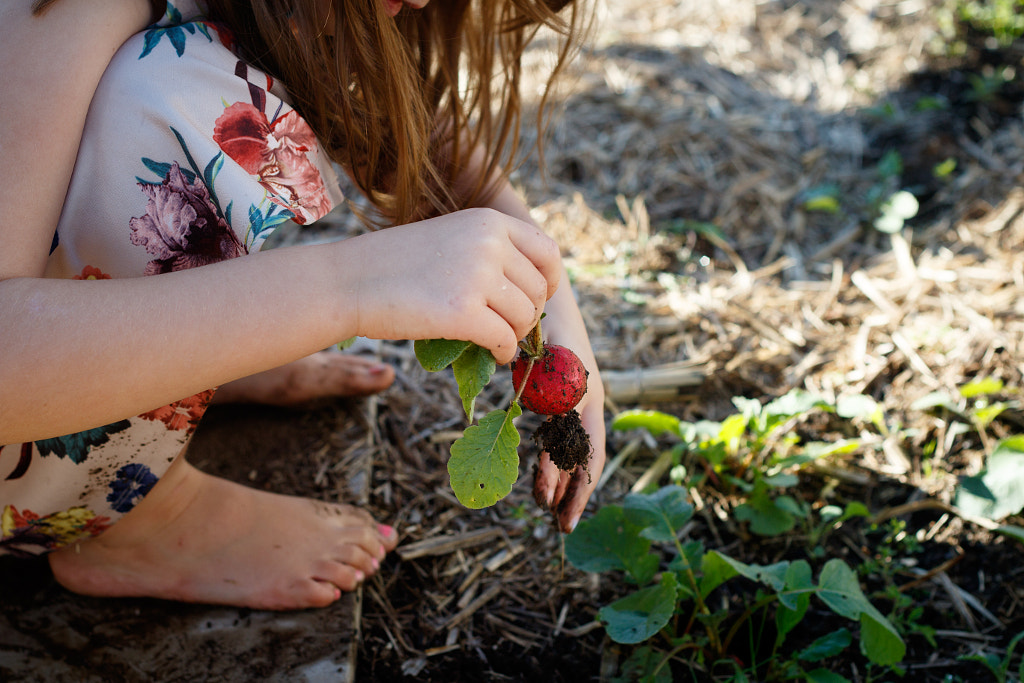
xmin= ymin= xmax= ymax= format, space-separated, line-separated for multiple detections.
xmin=506 ymin=224 xmax=562 ymax=299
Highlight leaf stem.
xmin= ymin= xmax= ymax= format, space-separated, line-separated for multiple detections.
xmin=512 ymin=320 xmax=545 ymax=407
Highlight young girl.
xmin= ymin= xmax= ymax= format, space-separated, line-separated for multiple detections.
xmin=0 ymin=0 xmax=605 ymax=610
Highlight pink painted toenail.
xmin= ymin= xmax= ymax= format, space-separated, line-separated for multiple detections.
xmin=334 ymin=587 xmax=342 ymax=600
xmin=378 ymin=524 xmax=394 ymax=538
xmin=355 ymin=570 xmax=365 ymax=583
xmin=372 ymin=557 xmax=380 ymax=570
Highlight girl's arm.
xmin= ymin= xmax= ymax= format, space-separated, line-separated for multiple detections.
xmin=0 ymin=211 xmax=560 ymax=445
xmin=0 ymin=0 xmax=156 ymax=280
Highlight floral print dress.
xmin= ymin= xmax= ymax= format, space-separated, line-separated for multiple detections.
xmin=0 ymin=0 xmax=343 ymax=556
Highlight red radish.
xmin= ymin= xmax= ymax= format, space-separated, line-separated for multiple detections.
xmin=511 ymin=344 xmax=589 ymax=415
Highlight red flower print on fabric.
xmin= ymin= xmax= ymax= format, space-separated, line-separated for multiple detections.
xmin=139 ymin=388 xmax=216 ymax=433
xmin=73 ymin=265 xmax=112 ymax=280
xmin=213 ymin=102 xmax=332 ymax=225
xmin=129 ymin=162 xmax=246 ymax=275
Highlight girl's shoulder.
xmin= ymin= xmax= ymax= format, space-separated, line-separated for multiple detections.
xmin=152 ymin=1 xmax=205 ymax=28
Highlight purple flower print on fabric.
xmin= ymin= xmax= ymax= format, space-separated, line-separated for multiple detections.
xmin=129 ymin=161 xmax=246 ymax=275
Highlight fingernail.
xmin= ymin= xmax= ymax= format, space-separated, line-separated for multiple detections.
xmin=379 ymin=543 xmax=386 ymax=557
xmin=354 ymin=570 xmax=365 ymax=583
xmin=567 ymin=514 xmax=581 ymax=533
xmin=369 ymin=363 xmax=389 ymax=375
xmin=378 ymin=524 xmax=394 ymax=538
xmin=333 ymin=587 xmax=342 ymax=600
xmin=372 ymin=556 xmax=380 ymax=570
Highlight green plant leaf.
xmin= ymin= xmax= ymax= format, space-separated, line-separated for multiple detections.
xmin=336 ymin=336 xmax=357 ymax=350
xmin=566 ymin=505 xmax=659 ymax=584
xmin=447 ymin=405 xmax=521 ymax=509
xmin=816 ymin=559 xmax=905 ymax=665
xmin=612 ymin=409 xmax=682 ymax=437
xmin=623 ymin=485 xmax=694 ymax=543
xmin=776 ymin=560 xmax=813 ymax=642
xmin=718 ymin=413 xmax=747 ymax=451
xmin=798 ymin=627 xmax=852 ymax=662
xmin=955 ymin=435 xmax=1024 ymax=520
xmin=734 ymin=488 xmax=796 ymax=536
xmin=859 ymin=610 xmax=906 ymax=666
xmin=804 ymin=668 xmax=852 ymax=683
xmin=599 ymin=573 xmax=679 ymax=644
xmin=451 ymin=343 xmax=496 ymax=420
xmin=704 ymin=550 xmax=787 ymax=591
xmin=995 ymin=524 xmax=1024 ymax=543
xmin=699 ymin=550 xmax=738 ymax=599
xmin=835 ymin=394 xmax=882 ymax=422
xmin=874 ymin=190 xmax=919 ymax=233
xmin=799 ymin=184 xmax=841 ymax=213
xmin=612 ymin=646 xmax=672 ymax=683
xmin=972 ymin=402 xmax=1008 ymax=429
xmin=414 ymin=338 xmax=472 ymax=372
xmin=960 ymin=377 xmax=1004 ymax=398
xmin=911 ymin=390 xmax=959 ymax=412
xmin=763 ymin=390 xmax=829 ymax=418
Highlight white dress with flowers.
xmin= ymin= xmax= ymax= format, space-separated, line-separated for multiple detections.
xmin=0 ymin=0 xmax=343 ymax=556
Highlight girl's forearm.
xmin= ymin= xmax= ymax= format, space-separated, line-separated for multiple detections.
xmin=0 ymin=242 xmax=355 ymax=444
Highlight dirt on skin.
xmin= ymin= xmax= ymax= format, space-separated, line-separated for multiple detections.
xmin=533 ymin=410 xmax=593 ymax=473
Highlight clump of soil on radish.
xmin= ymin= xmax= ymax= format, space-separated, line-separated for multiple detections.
xmin=533 ymin=409 xmax=591 ymax=473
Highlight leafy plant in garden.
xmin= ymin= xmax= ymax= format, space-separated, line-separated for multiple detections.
xmin=414 ymin=322 xmax=590 ymax=509
xmin=912 ymin=379 xmax=1024 ymax=524
xmin=565 ymin=486 xmax=906 ymax=681
xmin=613 ymin=390 xmax=865 ymax=540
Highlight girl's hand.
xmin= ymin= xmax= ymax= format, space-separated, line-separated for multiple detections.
xmin=531 ymin=298 xmax=606 ymax=533
xmin=340 ymin=208 xmax=561 ymax=364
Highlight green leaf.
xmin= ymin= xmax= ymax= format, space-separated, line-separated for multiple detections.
xmin=960 ymin=377 xmax=1004 ymax=398
xmin=799 ymin=184 xmax=842 ymax=213
xmin=816 ymin=559 xmax=905 ymax=665
xmin=804 ymin=668 xmax=852 ymax=683
xmin=612 ymin=646 xmax=673 ymax=683
xmin=763 ymin=390 xmax=828 ymax=418
xmin=718 ymin=413 xmax=748 ymax=449
xmin=566 ymin=505 xmax=659 ymax=584
xmin=415 ymin=338 xmax=471 ymax=372
xmin=336 ymin=336 xmax=358 ymax=350
xmin=704 ymin=550 xmax=787 ymax=591
xmin=699 ymin=550 xmax=739 ymax=599
xmin=599 ymin=573 xmax=679 ymax=644
xmin=612 ymin=409 xmax=682 ymax=437
xmin=955 ymin=436 xmax=1024 ymax=520
xmin=911 ymin=390 xmax=959 ymax=412
xmin=798 ymin=628 xmax=852 ymax=662
xmin=995 ymin=524 xmax=1024 ymax=543
xmin=776 ymin=560 xmax=813 ymax=642
xmin=860 ymin=610 xmax=906 ymax=666
xmin=447 ymin=405 xmax=521 ymax=509
xmin=451 ymin=343 xmax=496 ymax=420
xmin=622 ymin=486 xmax=694 ymax=543
xmin=734 ymin=489 xmax=796 ymax=536
xmin=835 ymin=394 xmax=882 ymax=422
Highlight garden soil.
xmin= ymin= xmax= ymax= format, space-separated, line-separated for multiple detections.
xmin=4 ymin=0 xmax=1024 ymax=680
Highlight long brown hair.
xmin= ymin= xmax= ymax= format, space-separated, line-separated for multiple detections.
xmin=37 ymin=0 xmax=588 ymax=226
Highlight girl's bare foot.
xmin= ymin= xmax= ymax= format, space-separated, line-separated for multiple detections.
xmin=211 ymin=350 xmax=395 ymax=406
xmin=48 ymin=456 xmax=398 ymax=610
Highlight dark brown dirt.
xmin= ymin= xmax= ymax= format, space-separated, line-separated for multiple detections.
xmin=533 ymin=410 xmax=593 ymax=473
